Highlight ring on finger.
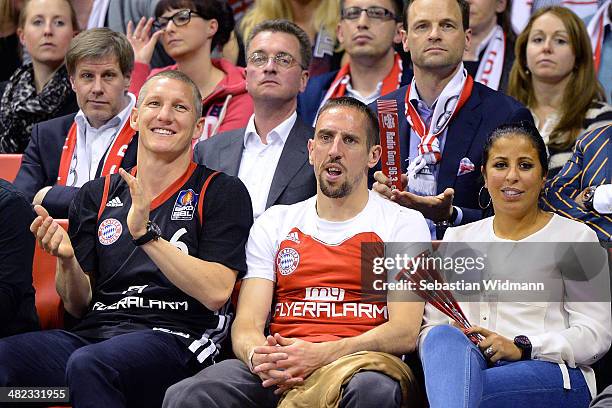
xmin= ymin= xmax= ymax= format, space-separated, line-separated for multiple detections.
xmin=484 ymin=346 xmax=495 ymax=358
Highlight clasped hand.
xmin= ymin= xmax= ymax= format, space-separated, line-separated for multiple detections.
xmin=251 ymin=333 xmax=327 ymax=395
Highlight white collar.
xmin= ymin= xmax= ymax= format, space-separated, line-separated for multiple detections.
xmin=243 ymin=111 xmax=297 ymax=147
xmin=75 ymin=92 xmax=136 ymax=134
xmin=411 ymin=63 xmax=466 ymax=109
xmin=345 ymin=77 xmax=383 ymax=101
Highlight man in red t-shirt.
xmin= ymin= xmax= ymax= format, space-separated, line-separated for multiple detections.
xmin=164 ymin=97 xmax=431 ymax=408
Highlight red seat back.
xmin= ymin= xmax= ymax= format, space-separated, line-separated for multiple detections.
xmin=32 ymin=219 xmax=68 ymax=330
xmin=0 ymin=154 xmax=22 ymax=182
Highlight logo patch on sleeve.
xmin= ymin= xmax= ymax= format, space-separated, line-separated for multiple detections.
xmin=98 ymin=218 xmax=123 ymax=245
xmin=172 ymin=189 xmax=199 ymax=221
xmin=276 ymin=247 xmax=300 ymax=276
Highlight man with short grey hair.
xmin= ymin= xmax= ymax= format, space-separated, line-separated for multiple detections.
xmin=15 ymin=28 xmax=138 ymax=218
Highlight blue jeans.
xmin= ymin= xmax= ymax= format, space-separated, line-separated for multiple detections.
xmin=421 ymin=325 xmax=592 ymax=408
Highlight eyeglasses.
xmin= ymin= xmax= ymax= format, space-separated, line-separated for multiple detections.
xmin=153 ymin=9 xmax=201 ymax=30
xmin=341 ymin=6 xmax=398 ymax=21
xmin=247 ymin=51 xmax=305 ymax=70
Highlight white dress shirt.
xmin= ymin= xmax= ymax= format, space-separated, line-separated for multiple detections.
xmin=345 ymin=80 xmax=382 ymax=106
xmin=237 ymin=112 xmax=297 ymax=219
xmin=68 ymin=93 xmax=135 ymax=188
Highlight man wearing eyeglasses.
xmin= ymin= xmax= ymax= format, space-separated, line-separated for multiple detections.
xmin=193 ymin=20 xmax=317 ymax=220
xmin=14 ymin=28 xmax=139 ymax=218
xmin=372 ymin=0 xmax=533 ymax=239
xmin=298 ymin=0 xmax=409 ymax=127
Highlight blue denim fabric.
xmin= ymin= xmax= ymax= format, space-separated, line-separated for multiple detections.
xmin=421 ymin=325 xmax=592 ymax=408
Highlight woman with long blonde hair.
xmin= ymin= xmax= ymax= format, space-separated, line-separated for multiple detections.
xmin=508 ymin=6 xmax=612 ymax=177
xmin=240 ymin=0 xmax=340 ymax=76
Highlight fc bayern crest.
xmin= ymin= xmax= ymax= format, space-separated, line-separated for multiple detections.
xmin=98 ymin=218 xmax=123 ymax=245
xmin=276 ymin=247 xmax=300 ymax=276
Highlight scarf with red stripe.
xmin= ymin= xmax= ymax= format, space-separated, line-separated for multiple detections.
xmin=313 ymin=53 xmax=403 ymax=125
xmin=474 ymin=25 xmax=506 ymax=90
xmin=587 ymin=0 xmax=610 ymax=75
xmin=57 ymin=119 xmax=136 ymax=186
xmin=404 ymin=67 xmax=473 ymax=194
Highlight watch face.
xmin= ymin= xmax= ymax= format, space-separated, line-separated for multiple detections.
xmin=514 ymin=335 xmax=531 ymax=348
xmin=149 ymin=222 xmax=162 ymax=236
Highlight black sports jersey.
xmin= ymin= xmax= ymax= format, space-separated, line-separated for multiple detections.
xmin=67 ymin=163 xmax=253 ymax=364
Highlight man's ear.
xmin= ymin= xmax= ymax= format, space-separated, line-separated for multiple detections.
xmin=69 ymin=75 xmax=76 ymax=92
xmin=464 ymin=28 xmax=472 ymax=52
xmin=336 ymin=21 xmax=345 ymax=46
xmin=307 ymin=138 xmax=314 ymax=165
xmin=193 ymin=116 xmax=205 ymax=141
xmin=368 ymin=145 xmax=382 ymax=168
xmin=393 ymin=22 xmax=403 ymax=44
xmin=123 ymin=73 xmax=132 ymax=91
xmin=400 ymin=29 xmax=409 ymax=53
xmin=129 ymin=107 xmax=139 ymax=131
xmin=299 ymin=69 xmax=310 ymax=93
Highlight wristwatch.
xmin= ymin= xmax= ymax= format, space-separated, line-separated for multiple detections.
xmin=583 ymin=186 xmax=597 ymax=211
xmin=132 ymin=221 xmax=162 ymax=246
xmin=513 ymin=335 xmax=532 ymax=360
xmin=435 ymin=206 xmax=458 ymax=228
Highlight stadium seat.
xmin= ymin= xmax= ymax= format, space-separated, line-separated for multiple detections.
xmin=32 ymin=219 xmax=68 ymax=330
xmin=0 ymin=154 xmax=22 ymax=182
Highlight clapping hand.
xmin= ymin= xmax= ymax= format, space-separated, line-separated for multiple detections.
xmin=30 ymin=205 xmax=74 ymax=259
xmin=119 ymin=168 xmax=151 ymax=239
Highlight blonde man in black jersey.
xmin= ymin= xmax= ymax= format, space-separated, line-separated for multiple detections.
xmin=0 ymin=70 xmax=253 ymax=408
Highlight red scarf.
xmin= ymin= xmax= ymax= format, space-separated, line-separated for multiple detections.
xmin=57 ymin=119 xmax=136 ymax=185
xmin=328 ymin=52 xmax=403 ymax=99
xmin=313 ymin=53 xmax=403 ymax=125
xmin=404 ymin=74 xmax=474 ymax=162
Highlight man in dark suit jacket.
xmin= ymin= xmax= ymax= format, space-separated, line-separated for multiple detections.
xmin=14 ymin=29 xmax=138 ymax=219
xmin=372 ymin=0 xmax=532 ymax=238
xmin=194 ymin=20 xmax=316 ymax=217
